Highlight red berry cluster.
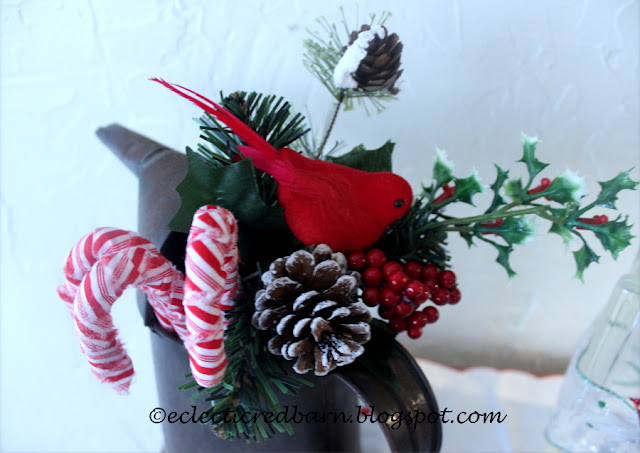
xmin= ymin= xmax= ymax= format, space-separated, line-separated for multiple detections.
xmin=347 ymin=249 xmax=461 ymax=339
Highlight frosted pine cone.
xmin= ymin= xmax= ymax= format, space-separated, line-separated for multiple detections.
xmin=344 ymin=25 xmax=403 ymax=94
xmin=252 ymin=244 xmax=371 ymax=376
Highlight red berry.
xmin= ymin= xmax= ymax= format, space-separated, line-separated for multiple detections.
xmin=414 ymin=289 xmax=430 ymax=305
xmin=378 ymin=305 xmax=394 ymax=320
xmin=421 ymin=264 xmax=439 ymax=280
xmin=365 ymin=249 xmax=387 ymax=268
xmin=409 ymin=311 xmax=429 ymax=328
xmin=389 ymin=317 xmax=408 ymax=333
xmin=382 ymin=261 xmax=403 ymax=277
xmin=404 ymin=280 xmax=425 ymax=300
xmin=363 ymin=267 xmax=383 ymax=287
xmin=424 ymin=306 xmax=440 ymax=323
xmin=404 ymin=261 xmax=422 ymax=280
xmin=407 ymin=327 xmax=423 ymax=339
xmin=432 ymin=288 xmax=450 ymax=305
xmin=347 ymin=251 xmax=367 ymax=271
xmin=448 ymin=287 xmax=461 ymax=305
xmin=387 ymin=271 xmax=409 ymax=291
xmin=362 ymin=288 xmax=380 ymax=307
xmin=423 ymin=278 xmax=439 ymax=294
xmin=394 ymin=302 xmax=415 ymax=318
xmin=380 ymin=288 xmax=401 ymax=307
xmin=438 ymin=270 xmax=456 ymax=288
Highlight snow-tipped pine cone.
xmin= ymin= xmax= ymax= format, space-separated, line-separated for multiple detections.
xmin=252 ymin=244 xmax=371 ymax=376
xmin=346 ymin=25 xmax=403 ymax=94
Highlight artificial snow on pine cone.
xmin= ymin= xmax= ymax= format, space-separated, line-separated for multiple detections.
xmin=334 ymin=24 xmax=403 ymax=94
xmin=252 ymin=244 xmax=371 ymax=376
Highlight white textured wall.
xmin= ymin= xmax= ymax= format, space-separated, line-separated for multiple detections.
xmin=1 ymin=1 xmax=638 ymax=451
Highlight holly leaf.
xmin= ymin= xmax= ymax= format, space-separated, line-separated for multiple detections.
xmin=545 ymin=207 xmax=576 ymax=245
xmin=486 ymin=165 xmax=509 ymax=212
xmin=432 ymin=148 xmax=455 ymax=188
xmin=327 ymin=141 xmax=394 ymax=173
xmin=549 ymin=222 xmax=575 ymax=246
xmin=475 ymin=216 xmax=535 ymax=245
xmin=504 ymin=178 xmax=524 ymax=201
xmin=518 ymin=134 xmax=549 ymax=183
xmin=572 ymin=241 xmax=600 ymax=281
xmin=492 ymin=242 xmax=517 ymax=278
xmin=452 ymin=172 xmax=484 ymax=205
xmin=590 ymin=216 xmax=635 ymax=259
xmin=459 ymin=230 xmax=476 ymax=247
xmin=168 ymin=150 xmax=288 ymax=233
xmin=593 ymin=170 xmax=638 ymax=209
xmin=478 ymin=236 xmax=517 ymax=278
xmin=544 ymin=171 xmax=587 ymax=204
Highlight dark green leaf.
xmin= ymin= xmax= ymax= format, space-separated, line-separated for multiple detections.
xmin=518 ymin=135 xmax=549 ymax=183
xmin=168 ymin=151 xmax=288 ymax=233
xmin=495 ymin=243 xmax=517 ymax=278
xmin=480 ymin=237 xmax=517 ymax=278
xmin=486 ymin=165 xmax=510 ymax=212
xmin=452 ymin=173 xmax=484 ymax=205
xmin=475 ymin=216 xmax=534 ymax=245
xmin=572 ymin=241 xmax=600 ymax=281
xmin=326 ymin=141 xmax=394 ymax=172
xmin=593 ymin=170 xmax=638 ymax=209
xmin=504 ymin=178 xmax=524 ymax=201
xmin=432 ymin=150 xmax=454 ymax=188
xmin=544 ymin=173 xmax=586 ymax=204
xmin=459 ymin=230 xmax=475 ymax=247
xmin=549 ymin=222 xmax=575 ymax=246
xmin=590 ymin=216 xmax=635 ymax=259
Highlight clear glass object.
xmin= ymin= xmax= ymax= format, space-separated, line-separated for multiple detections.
xmin=545 ymin=250 xmax=640 ymax=452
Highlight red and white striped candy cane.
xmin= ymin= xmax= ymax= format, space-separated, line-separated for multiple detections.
xmin=183 ymin=206 xmax=239 ymax=388
xmin=58 ymin=228 xmax=186 ymax=394
xmin=58 ymin=228 xmax=147 ymax=314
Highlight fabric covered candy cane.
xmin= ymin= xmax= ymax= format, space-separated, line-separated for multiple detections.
xmin=57 ymin=228 xmax=186 ymax=394
xmin=183 ymin=205 xmax=239 ymax=388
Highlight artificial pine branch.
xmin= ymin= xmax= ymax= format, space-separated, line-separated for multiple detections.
xmin=179 ymin=274 xmax=313 ymax=443
xmin=196 ymin=91 xmax=309 ymax=163
xmin=191 ymin=91 xmax=309 ymax=207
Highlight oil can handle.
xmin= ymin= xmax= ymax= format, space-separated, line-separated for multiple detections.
xmin=335 ymin=329 xmax=443 ymax=452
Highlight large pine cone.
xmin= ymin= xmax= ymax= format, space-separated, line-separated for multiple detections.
xmin=252 ymin=244 xmax=371 ymax=376
xmin=346 ymin=25 xmax=403 ymax=95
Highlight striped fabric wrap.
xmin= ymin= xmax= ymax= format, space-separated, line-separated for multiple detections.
xmin=183 ymin=205 xmax=239 ymax=388
xmin=57 ymin=228 xmax=186 ymax=394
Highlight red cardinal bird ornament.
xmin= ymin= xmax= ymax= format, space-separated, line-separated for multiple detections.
xmin=152 ymin=78 xmax=413 ymax=252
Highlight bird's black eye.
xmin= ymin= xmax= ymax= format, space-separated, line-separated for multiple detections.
xmin=394 ymin=199 xmax=404 ymax=208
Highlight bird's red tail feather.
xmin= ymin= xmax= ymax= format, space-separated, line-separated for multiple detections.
xmin=150 ymin=78 xmax=278 ymax=156
xmin=237 ymin=145 xmax=289 ymax=182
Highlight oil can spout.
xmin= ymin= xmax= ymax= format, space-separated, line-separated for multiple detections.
xmin=95 ymin=123 xmax=187 ymax=247
xmin=96 ymin=123 xmax=187 ymax=322
xmin=96 ymin=123 xmax=171 ymax=176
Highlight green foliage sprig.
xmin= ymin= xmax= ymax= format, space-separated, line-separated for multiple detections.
xmin=381 ymin=135 xmax=637 ymax=279
xmin=179 ymin=275 xmax=313 ymax=442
